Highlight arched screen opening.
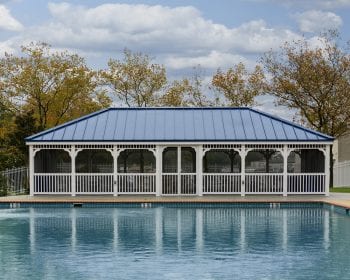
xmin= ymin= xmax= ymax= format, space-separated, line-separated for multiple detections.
xmin=288 ymin=149 xmax=325 ymax=173
xmin=76 ymin=149 xmax=113 ymax=173
xmin=118 ymin=149 xmax=155 ymax=173
xmin=34 ymin=149 xmax=71 ymax=173
xmin=245 ymin=150 xmax=283 ymax=173
xmin=203 ymin=150 xmax=241 ymax=173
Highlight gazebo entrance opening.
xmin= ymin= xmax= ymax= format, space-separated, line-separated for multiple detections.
xmin=162 ymin=147 xmax=197 ymax=195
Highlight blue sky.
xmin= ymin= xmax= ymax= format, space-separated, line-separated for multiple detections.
xmin=0 ymin=0 xmax=349 ymax=117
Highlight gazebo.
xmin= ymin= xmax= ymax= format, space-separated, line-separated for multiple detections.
xmin=25 ymin=107 xmax=333 ymax=196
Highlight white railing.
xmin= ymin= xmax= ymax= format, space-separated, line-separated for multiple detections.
xmin=181 ymin=174 xmax=196 ymax=194
xmin=203 ymin=173 xmax=241 ymax=194
xmin=117 ymin=173 xmax=156 ymax=194
xmin=287 ymin=174 xmax=325 ymax=194
xmin=76 ymin=174 xmax=113 ymax=194
xmin=1 ymin=166 xmax=29 ymax=194
xmin=34 ymin=173 xmax=71 ymax=194
xmin=245 ymin=173 xmax=283 ymax=194
xmin=30 ymin=171 xmax=327 ymax=195
xmin=161 ymin=173 xmax=196 ymax=195
xmin=162 ymin=173 xmax=178 ymax=194
xmin=334 ymin=161 xmax=350 ymax=187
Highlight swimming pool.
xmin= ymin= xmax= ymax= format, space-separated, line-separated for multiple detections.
xmin=0 ymin=205 xmax=350 ymax=279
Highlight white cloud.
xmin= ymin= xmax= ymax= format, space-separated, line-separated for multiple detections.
xmin=255 ymin=95 xmax=295 ymax=121
xmin=294 ymin=10 xmax=342 ymax=33
xmin=25 ymin=2 xmax=300 ymax=58
xmin=0 ymin=38 xmax=17 ymax=56
xmin=164 ymin=51 xmax=248 ymax=70
xmin=251 ymin=0 xmax=350 ymax=9
xmin=0 ymin=5 xmax=22 ymax=31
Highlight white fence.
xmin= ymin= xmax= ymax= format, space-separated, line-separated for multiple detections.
xmin=162 ymin=174 xmax=177 ymax=194
xmin=34 ymin=174 xmax=71 ymax=194
xmin=288 ymin=174 xmax=325 ymax=193
xmin=117 ymin=174 xmax=156 ymax=194
xmin=334 ymin=161 xmax=350 ymax=187
xmin=180 ymin=174 xmax=196 ymax=194
xmin=245 ymin=174 xmax=283 ymax=194
xmin=1 ymin=167 xmax=29 ymax=194
xmin=162 ymin=173 xmax=196 ymax=195
xmin=76 ymin=174 xmax=113 ymax=194
xmin=28 ymin=172 xmax=327 ymax=195
xmin=203 ymin=174 xmax=241 ymax=194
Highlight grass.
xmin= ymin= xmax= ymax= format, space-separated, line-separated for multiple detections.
xmin=330 ymin=187 xmax=350 ymax=193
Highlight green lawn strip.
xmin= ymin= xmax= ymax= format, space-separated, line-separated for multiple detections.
xmin=330 ymin=187 xmax=350 ymax=193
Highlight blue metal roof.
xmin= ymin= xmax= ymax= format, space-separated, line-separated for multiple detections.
xmin=25 ymin=107 xmax=334 ymax=142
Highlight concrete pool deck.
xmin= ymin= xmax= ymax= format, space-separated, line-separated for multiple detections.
xmin=1 ymin=193 xmax=350 ymax=209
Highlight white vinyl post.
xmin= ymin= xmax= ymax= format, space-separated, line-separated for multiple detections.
xmin=196 ymin=145 xmax=203 ymax=196
xmin=71 ymin=145 xmax=76 ymax=197
xmin=177 ymin=146 xmax=181 ymax=195
xmin=325 ymin=145 xmax=330 ymax=196
xmin=29 ymin=145 xmax=34 ymax=196
xmin=155 ymin=146 xmax=163 ymax=196
xmin=113 ymin=146 xmax=119 ymax=197
xmin=240 ymin=145 xmax=246 ymax=197
xmin=283 ymin=145 xmax=288 ymax=197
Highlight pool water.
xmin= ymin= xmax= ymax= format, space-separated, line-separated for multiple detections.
xmin=0 ymin=206 xmax=350 ymax=280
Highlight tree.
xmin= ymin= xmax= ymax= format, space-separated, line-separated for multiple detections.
xmin=262 ymin=31 xmax=350 ymax=186
xmin=0 ymin=173 xmax=8 ymax=197
xmin=211 ymin=62 xmax=265 ymax=107
xmin=161 ymin=67 xmax=215 ymax=107
xmin=101 ymin=49 xmax=167 ymax=107
xmin=0 ymin=42 xmax=111 ymax=130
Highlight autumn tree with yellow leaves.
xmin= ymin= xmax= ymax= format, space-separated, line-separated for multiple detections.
xmin=211 ymin=63 xmax=265 ymax=107
xmin=0 ymin=43 xmax=111 ymax=168
xmin=101 ymin=49 xmax=167 ymax=107
xmin=262 ymin=32 xmax=350 ymax=185
xmin=0 ymin=43 xmax=111 ymax=130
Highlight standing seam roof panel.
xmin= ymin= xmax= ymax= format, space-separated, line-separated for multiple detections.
xmin=270 ymin=118 xmax=287 ymax=140
xmin=154 ymin=109 xmax=164 ymax=140
xmin=113 ymin=110 xmax=127 ymax=140
xmin=25 ymin=108 xmax=334 ymax=142
xmin=73 ymin=119 xmax=88 ymax=140
xmin=293 ymin=126 xmax=309 ymax=141
xmin=144 ymin=110 xmax=156 ymax=140
xmin=240 ymin=110 xmax=256 ymax=140
xmin=123 ymin=110 xmax=137 ymax=140
xmin=221 ymin=110 xmax=236 ymax=140
xmin=202 ymin=110 xmax=216 ymax=140
xmin=230 ymin=110 xmax=244 ymax=139
xmin=193 ymin=110 xmax=205 ymax=140
xmin=52 ymin=126 xmax=65 ymax=141
xmin=303 ymin=130 xmax=318 ymax=140
xmin=174 ymin=109 xmax=185 ymax=140
xmin=82 ymin=116 xmax=98 ymax=140
xmin=62 ymin=123 xmax=77 ymax=141
xmin=183 ymin=110 xmax=195 ymax=140
xmin=103 ymin=111 xmax=117 ymax=140
xmin=94 ymin=112 xmax=108 ymax=140
xmin=134 ymin=110 xmax=147 ymax=140
xmin=212 ymin=110 xmax=226 ymax=140
xmin=282 ymin=123 xmax=298 ymax=140
xmin=250 ymin=111 xmax=267 ymax=140
xmin=164 ymin=110 xmax=175 ymax=140
xmin=260 ymin=115 xmax=278 ymax=140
